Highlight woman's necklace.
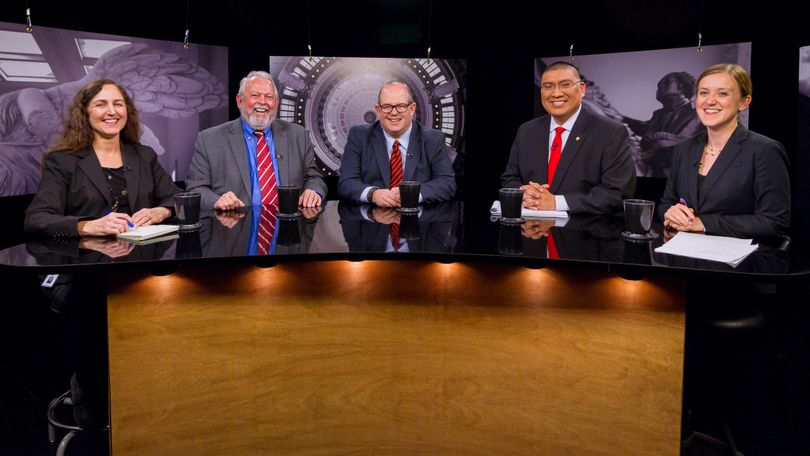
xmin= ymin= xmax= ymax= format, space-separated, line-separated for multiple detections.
xmin=704 ymin=143 xmax=720 ymax=157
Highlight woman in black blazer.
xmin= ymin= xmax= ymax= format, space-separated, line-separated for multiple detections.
xmin=25 ymin=79 xmax=180 ymax=237
xmin=659 ymin=64 xmax=790 ymax=239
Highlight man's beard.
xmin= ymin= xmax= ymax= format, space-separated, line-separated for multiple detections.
xmin=242 ymin=105 xmax=276 ymax=130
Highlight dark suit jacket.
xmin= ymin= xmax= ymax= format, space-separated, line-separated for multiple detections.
xmin=338 ymin=201 xmax=458 ymax=253
xmin=24 ymin=143 xmax=180 ymax=236
xmin=520 ymin=215 xmax=625 ymax=261
xmin=501 ymin=107 xmax=636 ymax=215
xmin=186 ymin=119 xmax=327 ymax=210
xmin=338 ymin=120 xmax=456 ymax=203
xmin=658 ymin=125 xmax=790 ymax=239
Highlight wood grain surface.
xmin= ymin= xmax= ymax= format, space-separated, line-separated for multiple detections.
xmin=108 ymin=261 xmax=685 ymax=455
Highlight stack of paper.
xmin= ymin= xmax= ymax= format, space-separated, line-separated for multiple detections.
xmin=490 ymin=201 xmax=568 ymax=219
xmin=117 ymin=224 xmax=179 ymax=242
xmin=654 ymin=232 xmax=758 ymax=267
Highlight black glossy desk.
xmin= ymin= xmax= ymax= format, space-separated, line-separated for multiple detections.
xmin=2 ymin=200 xmax=806 ymax=455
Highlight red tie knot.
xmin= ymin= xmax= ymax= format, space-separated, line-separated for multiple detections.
xmin=254 ymin=130 xmax=264 ymax=139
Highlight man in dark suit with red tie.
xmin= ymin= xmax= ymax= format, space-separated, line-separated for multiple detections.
xmin=338 ymin=81 xmax=456 ymax=207
xmin=501 ymin=61 xmax=635 ymax=215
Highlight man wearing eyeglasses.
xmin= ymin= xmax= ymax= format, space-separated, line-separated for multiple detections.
xmin=187 ymin=70 xmax=326 ymax=211
xmin=338 ymin=81 xmax=456 ymax=206
xmin=501 ymin=61 xmax=635 ymax=215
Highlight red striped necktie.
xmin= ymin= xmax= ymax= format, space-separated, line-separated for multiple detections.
xmin=254 ymin=130 xmax=278 ymax=207
xmin=390 ymin=222 xmax=400 ymax=251
xmin=257 ymin=204 xmax=277 ymax=255
xmin=390 ymin=140 xmax=403 ymax=188
xmin=547 ymin=126 xmax=565 ymax=184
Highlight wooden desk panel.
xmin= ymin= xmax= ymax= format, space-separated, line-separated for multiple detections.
xmin=108 ymin=261 xmax=684 ymax=455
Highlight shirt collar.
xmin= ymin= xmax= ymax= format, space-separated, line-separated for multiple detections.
xmin=549 ymin=104 xmax=583 ymax=133
xmin=383 ymin=123 xmax=413 ymax=152
xmin=241 ymin=118 xmax=273 ymax=137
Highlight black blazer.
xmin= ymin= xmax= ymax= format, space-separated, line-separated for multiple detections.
xmin=658 ymin=125 xmax=790 ymax=239
xmin=338 ymin=120 xmax=456 ymax=204
xmin=24 ymin=143 xmax=180 ymax=236
xmin=501 ymin=107 xmax=636 ymax=215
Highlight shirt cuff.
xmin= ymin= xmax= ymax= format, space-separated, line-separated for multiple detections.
xmin=360 ymin=186 xmax=376 ymax=203
xmin=554 ymin=195 xmax=569 ymax=211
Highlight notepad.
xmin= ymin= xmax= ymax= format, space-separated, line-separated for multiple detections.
xmin=124 ymin=232 xmax=180 ymax=246
xmin=490 ymin=201 xmax=568 ymax=219
xmin=117 ymin=224 xmax=179 ymax=242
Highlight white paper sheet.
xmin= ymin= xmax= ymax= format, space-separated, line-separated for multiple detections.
xmin=654 ymin=232 xmax=758 ymax=267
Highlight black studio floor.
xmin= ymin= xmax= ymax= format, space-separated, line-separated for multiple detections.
xmin=1 ymin=271 xmax=808 ymax=456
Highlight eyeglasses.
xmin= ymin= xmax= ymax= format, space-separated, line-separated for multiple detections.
xmin=540 ymin=80 xmax=583 ymax=92
xmin=378 ymin=103 xmax=413 ymax=114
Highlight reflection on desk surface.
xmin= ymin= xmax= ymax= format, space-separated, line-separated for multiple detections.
xmin=0 ymin=200 xmax=802 ymax=275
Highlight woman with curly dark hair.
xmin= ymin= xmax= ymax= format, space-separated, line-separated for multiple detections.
xmin=25 ymin=79 xmax=180 ymax=236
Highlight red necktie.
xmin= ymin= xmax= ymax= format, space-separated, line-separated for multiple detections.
xmin=547 ymin=126 xmax=565 ymax=184
xmin=546 ymin=230 xmax=559 ymax=259
xmin=254 ymin=130 xmax=278 ymax=207
xmin=390 ymin=140 xmax=403 ymax=188
xmin=390 ymin=222 xmax=400 ymax=252
xmin=257 ymin=204 xmax=277 ymax=255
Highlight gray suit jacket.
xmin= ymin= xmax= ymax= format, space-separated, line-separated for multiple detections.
xmin=186 ymin=119 xmax=327 ymax=210
xmin=501 ymin=107 xmax=636 ymax=215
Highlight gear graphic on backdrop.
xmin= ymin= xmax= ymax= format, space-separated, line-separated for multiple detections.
xmin=269 ymin=57 xmax=466 ymax=177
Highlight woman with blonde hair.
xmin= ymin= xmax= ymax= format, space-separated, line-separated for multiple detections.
xmin=659 ymin=64 xmax=790 ymax=238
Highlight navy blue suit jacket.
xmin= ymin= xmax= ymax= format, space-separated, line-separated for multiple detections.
xmin=658 ymin=125 xmax=790 ymax=239
xmin=501 ymin=107 xmax=636 ymax=215
xmin=338 ymin=121 xmax=456 ymax=203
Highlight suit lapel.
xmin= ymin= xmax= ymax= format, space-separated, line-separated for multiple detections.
xmin=371 ymin=124 xmax=390 ymax=187
xmin=550 ymin=113 xmax=587 ymax=192
xmin=77 ymin=147 xmax=113 ymax=208
xmin=271 ymin=121 xmax=289 ymax=186
xmin=228 ymin=121 xmax=252 ymax=198
xmin=121 ymin=143 xmax=140 ymax=210
xmin=698 ymin=126 xmax=747 ymax=209
xmin=686 ymin=134 xmax=704 ymax=209
xmin=404 ymin=123 xmax=421 ymax=181
xmin=534 ymin=117 xmax=551 ymax=184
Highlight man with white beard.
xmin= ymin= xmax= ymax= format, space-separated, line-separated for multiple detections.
xmin=187 ymin=71 xmax=326 ymax=211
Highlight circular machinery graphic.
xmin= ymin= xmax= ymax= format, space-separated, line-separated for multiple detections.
xmin=270 ymin=57 xmax=466 ymax=176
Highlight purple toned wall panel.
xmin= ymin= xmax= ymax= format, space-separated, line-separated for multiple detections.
xmin=0 ymin=22 xmax=228 ymax=196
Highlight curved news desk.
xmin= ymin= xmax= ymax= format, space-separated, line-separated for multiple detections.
xmin=1 ymin=200 xmax=804 ymax=455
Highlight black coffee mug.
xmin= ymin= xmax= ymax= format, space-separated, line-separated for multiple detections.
xmin=498 ymin=188 xmax=524 ymax=224
xmin=174 ymin=192 xmax=201 ymax=231
xmin=278 ymin=186 xmax=302 ymax=218
xmin=622 ymin=199 xmax=655 ymax=240
xmin=398 ymin=181 xmax=421 ymax=213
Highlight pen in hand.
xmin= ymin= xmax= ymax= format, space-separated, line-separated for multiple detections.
xmin=677 ymin=198 xmax=694 ymax=223
xmin=106 ymin=211 xmax=135 ymax=228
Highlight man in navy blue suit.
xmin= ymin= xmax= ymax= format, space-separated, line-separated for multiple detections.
xmin=338 ymin=81 xmax=456 ymax=207
xmin=501 ymin=61 xmax=635 ymax=215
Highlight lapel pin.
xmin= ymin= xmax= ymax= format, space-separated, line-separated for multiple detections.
xmin=576 ymin=136 xmax=581 ymax=141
